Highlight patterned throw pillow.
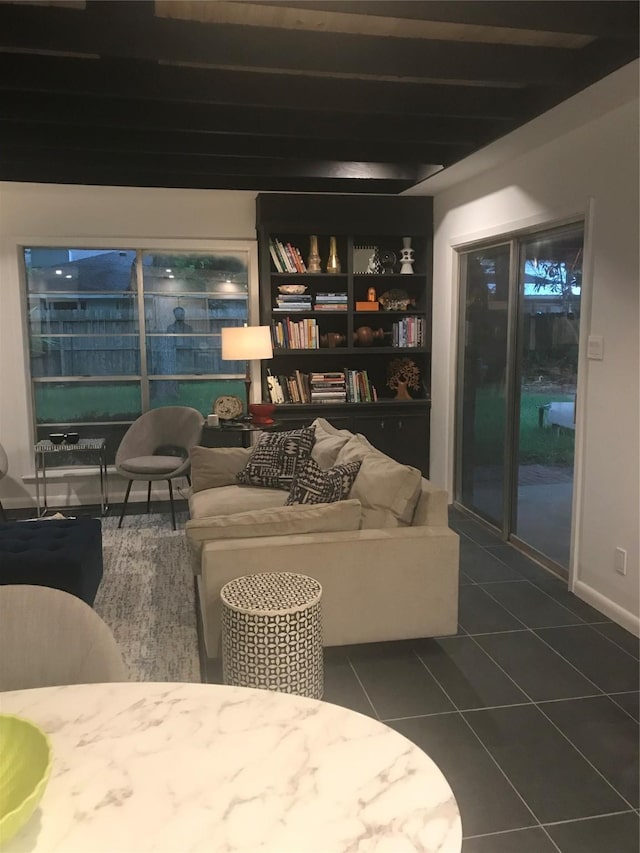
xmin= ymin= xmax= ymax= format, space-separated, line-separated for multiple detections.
xmin=236 ymin=426 xmax=315 ymax=491
xmin=286 ymin=456 xmax=361 ymax=505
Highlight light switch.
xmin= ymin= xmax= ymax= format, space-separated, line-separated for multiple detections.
xmin=587 ymin=335 xmax=604 ymax=360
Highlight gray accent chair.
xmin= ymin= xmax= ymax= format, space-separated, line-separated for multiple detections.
xmin=0 ymin=584 xmax=128 ymax=691
xmin=0 ymin=441 xmax=7 ymax=521
xmin=116 ymin=406 xmax=203 ymax=530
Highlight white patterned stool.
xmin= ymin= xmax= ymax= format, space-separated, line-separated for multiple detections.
xmin=221 ymin=572 xmax=323 ymax=699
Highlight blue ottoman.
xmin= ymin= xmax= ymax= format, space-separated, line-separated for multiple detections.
xmin=0 ymin=519 xmax=103 ymax=606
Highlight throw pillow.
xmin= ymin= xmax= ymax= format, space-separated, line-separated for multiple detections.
xmin=286 ymin=456 xmax=361 ymax=505
xmin=336 ymin=435 xmax=422 ymax=527
xmin=189 ymin=445 xmax=253 ymax=492
xmin=235 ymin=426 xmax=315 ymax=491
xmin=310 ymin=418 xmax=353 ymax=469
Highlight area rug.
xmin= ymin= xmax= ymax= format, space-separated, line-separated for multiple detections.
xmin=94 ymin=512 xmax=201 ymax=683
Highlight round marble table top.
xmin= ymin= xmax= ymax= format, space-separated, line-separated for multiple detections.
xmin=0 ymin=682 xmax=461 ymax=852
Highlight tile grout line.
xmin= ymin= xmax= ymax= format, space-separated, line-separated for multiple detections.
xmin=588 ymin=623 xmax=640 ymax=663
xmin=345 ymin=656 xmax=380 ymax=721
xmin=478 ymin=578 xmax=588 ymax=631
xmin=462 ymin=632 xmax=639 ymax=812
xmin=412 ymin=648 xmax=544 ymax=836
xmin=607 ymin=693 xmax=640 ymax=724
xmin=541 ymin=807 xmax=638 ymax=828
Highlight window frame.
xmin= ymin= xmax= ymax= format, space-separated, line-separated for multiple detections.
xmin=20 ymin=238 xmax=260 ymax=462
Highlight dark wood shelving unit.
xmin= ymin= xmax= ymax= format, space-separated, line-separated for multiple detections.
xmin=255 ymin=193 xmax=433 ymax=475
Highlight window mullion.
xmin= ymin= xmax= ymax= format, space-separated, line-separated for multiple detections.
xmin=135 ymin=249 xmax=149 ymax=412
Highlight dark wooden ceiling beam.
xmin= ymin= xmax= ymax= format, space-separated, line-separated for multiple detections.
xmin=0 ymin=1 xmax=577 ymax=86
xmin=0 ymin=53 xmax=526 ymax=122
xmin=0 ymin=154 xmax=416 ymax=194
xmin=0 ymin=144 xmax=433 ymax=181
xmin=0 ymin=121 xmax=470 ymax=166
xmin=0 ymin=91 xmax=501 ymax=146
xmin=259 ymin=1 xmax=640 ymax=40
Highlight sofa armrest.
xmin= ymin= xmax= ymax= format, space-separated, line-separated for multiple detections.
xmin=412 ymin=478 xmax=449 ymax=527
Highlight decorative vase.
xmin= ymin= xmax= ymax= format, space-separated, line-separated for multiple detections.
xmin=307 ymin=235 xmax=322 ymax=273
xmin=326 ymin=236 xmax=341 ymax=274
xmin=353 ymin=326 xmax=385 ymax=347
xmin=394 ymin=379 xmax=413 ymax=400
xmin=399 ymin=237 xmax=415 ymax=274
xmin=320 ymin=331 xmax=346 ymax=348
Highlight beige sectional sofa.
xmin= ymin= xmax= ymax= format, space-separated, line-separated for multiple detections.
xmin=186 ymin=418 xmax=459 ymax=658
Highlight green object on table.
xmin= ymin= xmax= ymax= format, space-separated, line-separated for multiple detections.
xmin=0 ymin=715 xmax=52 ymax=846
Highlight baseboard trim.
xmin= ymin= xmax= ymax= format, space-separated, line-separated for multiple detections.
xmin=573 ymin=580 xmax=640 ymax=638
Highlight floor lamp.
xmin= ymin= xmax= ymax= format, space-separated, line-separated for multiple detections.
xmin=221 ymin=325 xmax=273 ymax=420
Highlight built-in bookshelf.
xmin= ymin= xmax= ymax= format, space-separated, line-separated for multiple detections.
xmin=256 ymin=193 xmax=433 ymax=474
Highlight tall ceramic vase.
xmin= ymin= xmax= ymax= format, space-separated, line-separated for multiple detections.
xmin=399 ymin=237 xmax=415 ymax=275
xmin=326 ymin=236 xmax=341 ymax=274
xmin=307 ymin=235 xmax=322 ymax=273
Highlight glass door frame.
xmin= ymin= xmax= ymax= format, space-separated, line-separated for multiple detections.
xmin=454 ymin=238 xmax=519 ymax=540
xmin=454 ymin=221 xmax=584 ymax=577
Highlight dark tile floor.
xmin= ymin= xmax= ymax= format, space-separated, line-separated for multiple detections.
xmin=20 ymin=500 xmax=638 ymax=851
xmin=205 ymin=508 xmax=639 ymax=853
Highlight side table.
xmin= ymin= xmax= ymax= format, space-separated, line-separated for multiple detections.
xmin=221 ymin=571 xmax=323 ymax=699
xmin=201 ymin=421 xmax=283 ymax=449
xmin=34 ymin=438 xmax=109 ymax=517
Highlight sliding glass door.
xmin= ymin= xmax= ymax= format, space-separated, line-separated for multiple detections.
xmin=457 ymin=244 xmax=512 ymax=527
xmin=456 ymin=224 xmax=583 ymax=573
xmin=511 ymin=227 xmax=582 ymax=567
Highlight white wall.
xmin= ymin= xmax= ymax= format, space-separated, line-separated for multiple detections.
xmin=0 ymin=183 xmax=257 ymax=508
xmin=412 ymin=62 xmax=639 ymax=632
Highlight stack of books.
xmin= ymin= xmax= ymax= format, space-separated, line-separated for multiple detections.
xmin=309 ymin=372 xmax=347 ymax=404
xmin=273 ymin=293 xmax=313 ymax=312
xmin=314 ymin=293 xmax=348 ymax=311
xmin=271 ymin=318 xmax=319 ymax=349
xmin=345 ymin=369 xmax=376 ymax=402
xmin=391 ymin=317 xmax=425 ymax=347
xmin=269 ymin=239 xmax=307 ymax=273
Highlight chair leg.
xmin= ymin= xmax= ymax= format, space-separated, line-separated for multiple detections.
xmin=167 ymin=480 xmax=176 ymax=531
xmin=118 ymin=480 xmax=133 ymax=529
xmin=0 ymin=499 xmax=6 ymax=522
xmin=146 ymin=481 xmax=152 ymax=514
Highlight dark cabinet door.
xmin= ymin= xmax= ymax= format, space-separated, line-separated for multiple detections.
xmin=352 ymin=413 xmax=429 ymax=476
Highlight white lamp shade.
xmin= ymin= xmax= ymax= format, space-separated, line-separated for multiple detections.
xmin=221 ymin=325 xmax=273 ymax=361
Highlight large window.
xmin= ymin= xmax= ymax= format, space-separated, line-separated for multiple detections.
xmin=24 ymin=246 xmax=250 ymax=463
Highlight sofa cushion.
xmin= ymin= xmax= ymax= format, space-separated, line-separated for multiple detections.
xmin=337 ymin=435 xmax=422 ymax=528
xmin=236 ymin=426 xmax=315 ymax=491
xmin=286 ymin=457 xmax=362 ymax=505
xmin=189 ymin=445 xmax=252 ymax=492
xmin=189 ymin=484 xmax=287 ymax=519
xmin=186 ymin=499 xmax=362 ymax=546
xmin=310 ymin=418 xmax=353 ymax=469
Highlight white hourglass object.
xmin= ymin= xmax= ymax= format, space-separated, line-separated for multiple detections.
xmin=399 ymin=237 xmax=415 ymax=274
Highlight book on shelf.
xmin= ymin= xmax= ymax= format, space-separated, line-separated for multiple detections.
xmin=268 ymin=368 xmax=380 ymax=405
xmin=271 ymin=317 xmax=319 ymax=349
xmin=275 ymin=304 xmax=312 ymax=310
xmin=269 ymin=238 xmax=307 ymax=273
xmin=313 ymin=304 xmax=348 ymax=311
xmin=391 ymin=316 xmax=424 ymax=347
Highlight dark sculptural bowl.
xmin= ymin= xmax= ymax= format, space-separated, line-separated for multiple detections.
xmin=49 ymin=433 xmax=65 ymax=445
xmin=65 ymin=432 xmax=80 ymax=445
